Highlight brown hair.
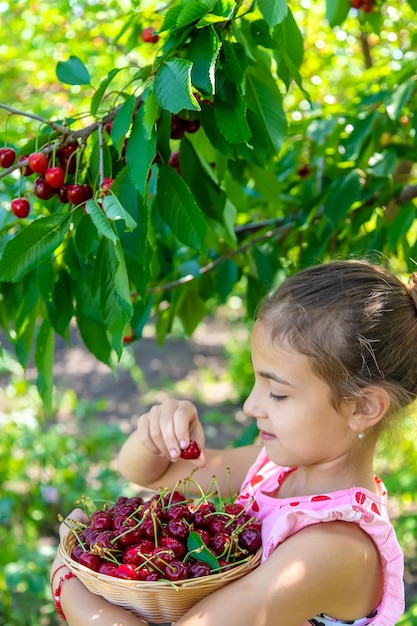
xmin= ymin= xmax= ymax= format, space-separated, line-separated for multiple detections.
xmin=256 ymin=260 xmax=417 ymax=422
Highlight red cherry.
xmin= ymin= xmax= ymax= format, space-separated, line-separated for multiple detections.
xmin=160 ymin=536 xmax=187 ymax=559
xmin=141 ymin=27 xmax=159 ymax=44
xmin=11 ymin=198 xmax=30 ymax=218
xmin=238 ymin=526 xmax=262 ymax=553
xmin=184 ymin=119 xmax=200 ymax=134
xmin=164 ymin=559 xmax=190 ymax=582
xmin=168 ymin=150 xmax=181 ymax=174
xmin=0 ymin=147 xmax=16 ymax=168
xmin=28 ymin=152 xmax=49 ymax=174
xmin=90 ymin=510 xmax=113 ymax=531
xmin=189 ymin=561 xmax=211 ymax=578
xmin=166 ymin=517 xmax=190 ymax=542
xmin=115 ymin=563 xmax=140 ymax=580
xmin=66 ymin=184 xmax=88 ymax=205
xmin=180 ymin=440 xmax=201 ymax=460
xmin=45 ymin=166 xmax=65 ymax=189
xmin=77 ymin=550 xmax=102 ymax=571
xmin=170 ymin=115 xmax=186 ymax=140
xmin=34 ymin=176 xmax=55 ymax=200
xmin=18 ymin=155 xmax=33 ymax=176
xmin=98 ymin=562 xmax=118 ymax=577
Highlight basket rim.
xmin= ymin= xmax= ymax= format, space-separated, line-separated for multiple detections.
xmin=59 ymin=531 xmax=262 ymax=590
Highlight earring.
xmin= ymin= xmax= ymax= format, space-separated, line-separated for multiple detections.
xmin=358 ymin=432 xmax=365 ymax=440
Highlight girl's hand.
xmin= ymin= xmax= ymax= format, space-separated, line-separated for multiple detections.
xmin=137 ymin=398 xmax=206 ymax=467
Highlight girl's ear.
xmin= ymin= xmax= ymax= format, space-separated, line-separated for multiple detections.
xmin=348 ymin=386 xmax=391 ymax=434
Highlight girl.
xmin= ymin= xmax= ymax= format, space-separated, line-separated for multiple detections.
xmin=50 ymin=259 xmax=417 ymax=625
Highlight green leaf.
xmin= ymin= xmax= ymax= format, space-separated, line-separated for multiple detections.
xmin=258 ymin=0 xmax=288 ymax=27
xmin=14 ymin=280 xmax=39 ymax=368
xmin=273 ymin=9 xmax=306 ymax=93
xmin=34 ymin=318 xmax=54 ymax=414
xmin=245 ymin=64 xmax=287 ymax=154
xmin=91 ymin=68 xmax=121 ymax=115
xmin=176 ymin=0 xmax=218 ymax=28
xmin=154 ymin=59 xmax=200 ymax=114
xmin=48 ymin=270 xmax=74 ymax=340
xmin=56 ymin=55 xmax=91 ymax=85
xmin=323 ymin=171 xmax=362 ymax=227
xmin=75 ymin=293 xmax=113 ymax=365
xmin=214 ymin=97 xmax=251 ymax=144
xmin=187 ymin=531 xmax=220 ymax=569
xmin=386 ymin=78 xmax=415 ymax=121
xmin=187 ymin=26 xmax=221 ymax=94
xmin=84 ymin=200 xmax=119 ymax=243
xmin=112 ymin=95 xmax=136 ymax=155
xmin=325 ymin=0 xmax=350 ymax=27
xmin=126 ymin=104 xmax=157 ymax=198
xmin=102 ymin=194 xmax=137 ymax=231
xmin=156 ymin=165 xmax=207 ymax=252
xmin=177 ymin=288 xmax=206 ymax=335
xmin=387 ymin=202 xmax=416 ymax=250
xmin=0 ymin=214 xmax=71 ymax=283
xmin=91 ymin=239 xmax=132 ymax=357
xmin=214 ymin=259 xmax=239 ymax=303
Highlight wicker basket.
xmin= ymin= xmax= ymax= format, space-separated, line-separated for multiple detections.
xmin=58 ymin=532 xmax=262 ymax=623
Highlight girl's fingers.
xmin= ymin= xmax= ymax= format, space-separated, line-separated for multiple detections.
xmin=138 ymin=399 xmax=203 ymax=461
xmin=59 ymin=508 xmax=89 ymax=540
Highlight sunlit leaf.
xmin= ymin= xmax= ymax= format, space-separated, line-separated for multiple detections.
xmin=56 ymin=55 xmax=91 ymax=85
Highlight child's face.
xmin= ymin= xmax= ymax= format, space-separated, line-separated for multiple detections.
xmin=243 ymin=320 xmax=357 ymax=469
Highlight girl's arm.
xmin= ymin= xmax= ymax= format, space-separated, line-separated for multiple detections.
xmin=117 ymin=398 xmax=261 ymax=495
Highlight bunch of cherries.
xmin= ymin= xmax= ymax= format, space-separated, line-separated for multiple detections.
xmin=68 ymin=446 xmax=262 ymax=583
xmin=0 ymin=142 xmax=93 ymax=219
xmin=350 ymin=0 xmax=374 ymax=11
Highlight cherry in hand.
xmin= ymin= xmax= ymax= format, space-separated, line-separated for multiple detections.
xmin=180 ymin=439 xmax=201 ymax=460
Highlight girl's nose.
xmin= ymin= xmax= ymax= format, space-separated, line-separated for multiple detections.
xmin=243 ymin=386 xmax=266 ymax=420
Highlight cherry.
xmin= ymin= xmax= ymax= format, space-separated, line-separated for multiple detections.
xmin=184 ymin=119 xmax=200 ymax=134
xmin=11 ymin=198 xmax=30 ymax=218
xmin=0 ymin=147 xmax=16 ymax=168
xmin=18 ymin=155 xmax=33 ymax=177
xmin=162 ymin=490 xmax=188 ymax=509
xmin=45 ymin=166 xmax=65 ymax=189
xmin=224 ymin=502 xmax=245 ymax=517
xmin=180 ymin=439 xmax=201 ymax=460
xmin=123 ymin=544 xmax=151 ymax=566
xmin=57 ymin=184 xmax=69 ymax=203
xmin=77 ymin=550 xmax=102 ymax=571
xmin=141 ymin=27 xmax=159 ymax=44
xmin=166 ymin=517 xmax=190 ymax=542
xmin=164 ymin=503 xmax=192 ymax=523
xmin=192 ymin=502 xmax=216 ymax=528
xmin=160 ymin=536 xmax=186 ymax=560
xmin=90 ymin=510 xmax=113 ymax=531
xmin=211 ymin=531 xmax=233 ymax=556
xmin=189 ymin=561 xmax=211 ymax=578
xmin=34 ymin=176 xmax=55 ymax=200
xmin=193 ymin=528 xmax=211 ymax=546
xmin=98 ymin=562 xmax=118 ymax=577
xmin=164 ymin=559 xmax=189 ymax=582
xmin=238 ymin=526 xmax=262 ymax=553
xmin=66 ymin=183 xmax=92 ymax=205
xmin=168 ymin=150 xmax=181 ymax=174
xmin=28 ymin=152 xmax=49 ymax=174
xmin=170 ymin=115 xmax=186 ymax=140
xmin=115 ymin=563 xmax=140 ymax=580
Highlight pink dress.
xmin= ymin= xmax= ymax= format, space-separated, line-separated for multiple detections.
xmin=236 ymin=448 xmax=404 ymax=626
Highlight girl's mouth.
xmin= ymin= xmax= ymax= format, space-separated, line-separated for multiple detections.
xmin=259 ymin=430 xmax=277 ymax=441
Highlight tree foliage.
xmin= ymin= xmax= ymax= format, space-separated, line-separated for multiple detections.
xmin=0 ymin=0 xmax=416 ymax=409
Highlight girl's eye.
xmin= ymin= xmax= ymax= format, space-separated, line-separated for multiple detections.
xmin=269 ymin=393 xmax=287 ymax=402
